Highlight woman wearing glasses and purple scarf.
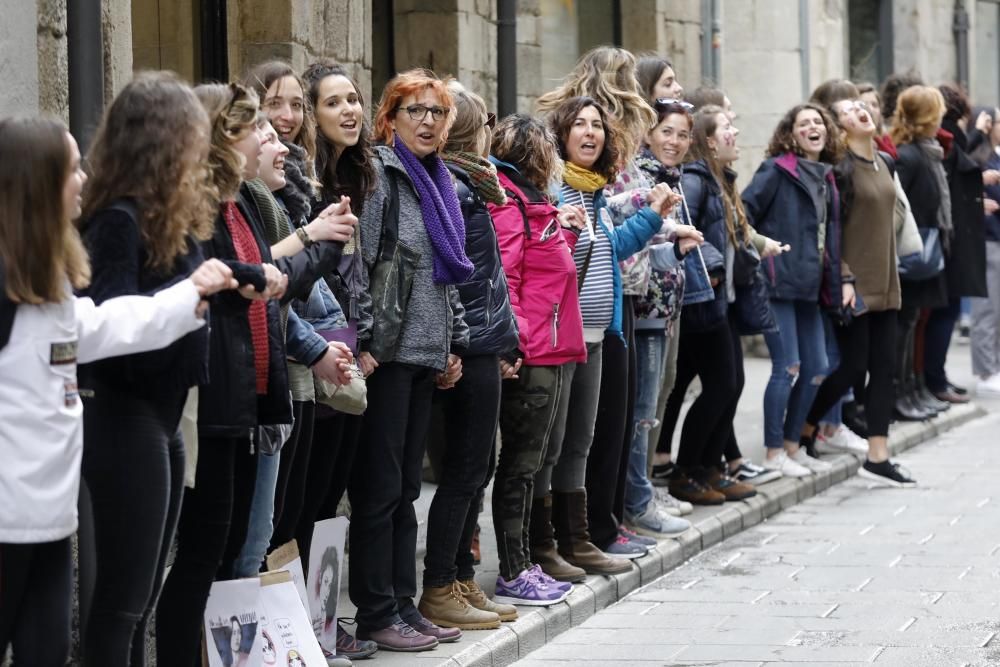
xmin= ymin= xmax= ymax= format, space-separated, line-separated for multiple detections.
xmin=349 ymin=69 xmax=471 ymax=653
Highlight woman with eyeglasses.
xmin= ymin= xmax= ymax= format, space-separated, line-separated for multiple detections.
xmin=742 ymin=102 xmax=845 ymax=480
xmin=415 ymin=80 xmax=520 ymax=631
xmin=486 ymin=114 xmax=584 ymax=605
xmin=347 ymin=69 xmax=471 ymax=653
xmin=800 ymin=80 xmax=914 ymax=488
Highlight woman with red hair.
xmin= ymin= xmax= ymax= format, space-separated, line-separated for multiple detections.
xmin=348 ymin=69 xmax=471 ymax=652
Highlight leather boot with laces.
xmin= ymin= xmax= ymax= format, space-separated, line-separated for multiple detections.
xmin=457 ymin=579 xmax=518 ymax=622
xmin=417 ymin=581 xmax=501 ymax=630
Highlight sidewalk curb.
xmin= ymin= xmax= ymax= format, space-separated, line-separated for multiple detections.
xmin=441 ymin=402 xmax=986 ymax=667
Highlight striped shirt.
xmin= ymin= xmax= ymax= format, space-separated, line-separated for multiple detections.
xmin=562 ymin=184 xmax=614 ymax=331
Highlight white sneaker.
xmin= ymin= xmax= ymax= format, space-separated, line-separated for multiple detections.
xmin=789 ymin=448 xmax=833 ymax=472
xmin=653 ymin=486 xmax=693 ymax=516
xmin=761 ymin=451 xmax=810 ymax=477
xmin=815 ymin=425 xmax=868 ymax=456
xmin=977 ymin=373 xmax=1000 ymax=397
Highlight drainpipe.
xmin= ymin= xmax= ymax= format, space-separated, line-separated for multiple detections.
xmin=497 ymin=0 xmax=517 ymax=118
xmin=799 ymin=0 xmax=811 ymax=100
xmin=710 ymin=0 xmax=722 ymax=85
xmin=700 ymin=0 xmax=722 ymax=85
xmin=700 ymin=0 xmax=712 ymax=84
xmin=953 ymin=0 xmax=970 ymax=90
xmin=67 ymin=0 xmax=104 ymax=152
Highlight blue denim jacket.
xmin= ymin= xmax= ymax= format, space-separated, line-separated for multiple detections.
xmin=285 ymin=309 xmax=329 ymax=367
xmin=675 ymin=179 xmax=717 ymax=307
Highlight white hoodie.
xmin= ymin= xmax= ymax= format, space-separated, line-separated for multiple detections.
xmin=0 ymin=279 xmax=204 ymax=543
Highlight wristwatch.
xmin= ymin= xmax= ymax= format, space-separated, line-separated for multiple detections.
xmin=295 ymin=226 xmax=314 ymax=248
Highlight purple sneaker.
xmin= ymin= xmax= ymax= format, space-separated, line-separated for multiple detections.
xmin=494 ymin=569 xmax=570 ymax=606
xmin=527 ymin=564 xmax=573 ymax=592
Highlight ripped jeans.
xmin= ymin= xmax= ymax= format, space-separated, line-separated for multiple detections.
xmin=624 ymin=328 xmax=667 ymax=518
xmin=763 ymin=299 xmax=828 ymax=448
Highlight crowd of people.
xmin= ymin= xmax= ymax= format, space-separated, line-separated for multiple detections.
xmin=1 ymin=42 xmax=995 ymax=667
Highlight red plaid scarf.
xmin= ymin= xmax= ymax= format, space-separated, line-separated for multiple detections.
xmin=223 ymin=201 xmax=269 ymax=395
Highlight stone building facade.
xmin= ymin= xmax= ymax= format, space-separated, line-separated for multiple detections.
xmin=6 ymin=0 xmax=1000 ymax=181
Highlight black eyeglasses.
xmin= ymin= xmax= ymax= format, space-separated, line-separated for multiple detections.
xmin=485 ymin=112 xmax=497 ymax=130
xmin=396 ymin=104 xmax=450 ymax=122
xmin=655 ymin=98 xmax=695 ymax=112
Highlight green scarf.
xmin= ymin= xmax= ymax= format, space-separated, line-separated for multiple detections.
xmin=442 ymin=151 xmax=506 ymax=205
xmin=563 ymin=161 xmax=608 ymax=193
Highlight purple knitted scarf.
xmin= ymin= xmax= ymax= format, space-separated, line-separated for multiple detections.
xmin=393 ymin=138 xmax=474 ymax=284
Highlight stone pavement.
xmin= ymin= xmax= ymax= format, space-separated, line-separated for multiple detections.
xmin=514 ymin=408 xmax=1000 ymax=666
xmin=340 ymin=345 xmax=995 ymax=666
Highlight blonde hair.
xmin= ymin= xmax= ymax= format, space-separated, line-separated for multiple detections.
xmin=82 ymin=71 xmax=216 ymax=271
xmin=443 ymin=79 xmax=489 ymax=155
xmin=890 ymin=85 xmax=946 ymax=146
xmin=0 ymin=117 xmax=90 ymax=303
xmin=687 ymin=105 xmax=751 ymax=245
xmin=535 ymin=46 xmax=655 ymax=161
xmin=194 ymin=83 xmax=260 ymax=200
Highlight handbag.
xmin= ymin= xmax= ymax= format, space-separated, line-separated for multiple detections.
xmin=898 ymin=227 xmax=944 ymax=281
xmin=732 ymin=267 xmax=777 ymax=335
xmin=368 ymin=172 xmax=421 ymax=362
xmin=315 ymin=362 xmax=367 ymax=415
xmin=731 ymin=233 xmax=761 ymax=287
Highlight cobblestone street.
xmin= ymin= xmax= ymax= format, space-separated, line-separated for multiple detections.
xmin=515 ymin=411 xmax=1000 ymax=666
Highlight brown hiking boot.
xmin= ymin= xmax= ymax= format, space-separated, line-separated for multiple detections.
xmin=529 ymin=494 xmax=587 ymax=582
xmin=458 ymin=579 xmax=518 ymax=622
xmin=668 ymin=473 xmax=726 ymax=505
xmin=417 ymin=581 xmax=501 ymax=630
xmin=704 ymin=468 xmax=757 ymax=501
xmin=553 ymin=489 xmax=631 ymax=575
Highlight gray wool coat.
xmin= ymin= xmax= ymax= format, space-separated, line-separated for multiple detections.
xmin=358 ymin=145 xmax=469 ymax=372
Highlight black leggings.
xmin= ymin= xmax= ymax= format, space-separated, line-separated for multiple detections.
xmin=0 ymin=539 xmax=72 ymax=666
xmin=156 ymin=435 xmax=258 ymax=667
xmin=82 ymin=388 xmax=186 ymax=667
xmin=294 ymin=411 xmax=363 ymax=574
xmin=807 ymin=310 xmax=897 ymax=438
xmin=667 ymin=314 xmax=743 ymax=475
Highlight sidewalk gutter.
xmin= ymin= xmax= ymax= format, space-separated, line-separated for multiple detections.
xmin=426 ymin=402 xmax=986 ymax=667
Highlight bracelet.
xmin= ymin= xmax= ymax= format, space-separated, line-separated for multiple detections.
xmin=295 ymin=226 xmax=314 ymax=248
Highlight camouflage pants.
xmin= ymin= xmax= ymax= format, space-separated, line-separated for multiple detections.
xmin=492 ymin=364 xmax=565 ymax=580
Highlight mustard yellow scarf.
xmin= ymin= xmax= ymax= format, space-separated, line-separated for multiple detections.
xmin=563 ymin=161 xmax=608 ymax=193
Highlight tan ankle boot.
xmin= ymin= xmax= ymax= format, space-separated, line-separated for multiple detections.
xmin=553 ymin=489 xmax=630 ymax=575
xmin=457 ymin=579 xmax=518 ymax=622
xmin=530 ymin=494 xmax=587 ymax=582
xmin=418 ymin=581 xmax=501 ymax=630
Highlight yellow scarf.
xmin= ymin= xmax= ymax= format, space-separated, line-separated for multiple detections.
xmin=563 ymin=161 xmax=608 ymax=193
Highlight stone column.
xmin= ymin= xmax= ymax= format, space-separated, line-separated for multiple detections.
xmin=620 ymin=0 xmax=703 ymax=87
xmin=102 ymin=0 xmax=133 ymax=105
xmin=38 ymin=0 xmax=69 ymax=121
xmin=516 ymin=0 xmax=543 ymax=112
xmin=1 ymin=0 xmax=41 ymax=117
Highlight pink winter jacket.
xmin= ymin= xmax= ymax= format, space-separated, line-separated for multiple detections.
xmin=489 ymin=173 xmax=586 ymax=367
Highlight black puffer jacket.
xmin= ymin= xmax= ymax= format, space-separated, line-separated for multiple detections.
xmin=197 ymin=185 xmax=293 ymax=436
xmin=448 ymin=164 xmax=519 ymax=357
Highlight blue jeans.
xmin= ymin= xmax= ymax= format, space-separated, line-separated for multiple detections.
xmin=231 ymin=450 xmax=281 ymax=578
xmin=819 ymin=312 xmax=843 ymax=426
xmin=762 ymin=300 xmax=828 ymax=448
xmin=625 ymin=330 xmax=666 ymax=517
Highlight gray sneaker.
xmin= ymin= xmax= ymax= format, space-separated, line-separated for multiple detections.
xmin=603 ymin=534 xmax=648 ymax=559
xmin=626 ymin=504 xmax=691 ymax=538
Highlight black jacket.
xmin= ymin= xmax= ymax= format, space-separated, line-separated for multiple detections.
xmin=742 ymin=154 xmax=839 ymax=303
xmin=896 ymin=142 xmax=949 ymax=308
xmin=679 ymin=160 xmax=728 ymax=332
xmin=197 ymin=186 xmax=293 ymax=436
xmin=448 ymin=164 xmax=519 ymax=357
xmin=941 ymin=118 xmax=988 ymax=298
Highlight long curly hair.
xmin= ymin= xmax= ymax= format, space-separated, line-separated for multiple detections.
xmin=0 ymin=117 xmax=90 ymax=303
xmin=82 ymin=72 xmax=216 ymax=271
xmin=490 ymin=114 xmax=563 ymax=194
xmin=548 ymin=96 xmax=621 ymax=182
xmin=194 ymin=82 xmax=260 ymax=202
xmin=687 ymin=105 xmax=751 ymax=245
xmin=535 ymin=46 xmax=655 ymax=162
xmin=244 ymin=60 xmax=317 ymax=168
xmin=302 ymin=60 xmax=376 ymax=214
xmin=890 ymin=85 xmax=945 ymax=146
xmin=765 ymin=102 xmax=844 ymax=164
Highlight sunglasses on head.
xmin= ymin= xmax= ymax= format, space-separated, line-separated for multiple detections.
xmin=485 ymin=112 xmax=497 ymax=130
xmin=655 ymin=98 xmax=695 ymax=112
